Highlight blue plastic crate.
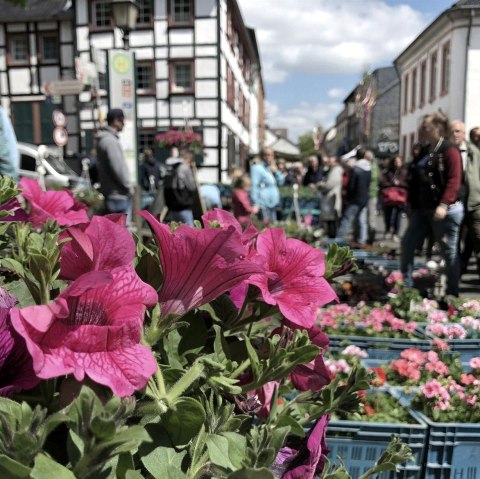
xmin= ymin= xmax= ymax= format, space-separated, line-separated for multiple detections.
xmin=418 ymin=324 xmax=480 ymax=363
xmin=414 ymin=413 xmax=480 ymax=479
xmin=327 ymin=408 xmax=427 ymax=478
xmin=328 ymin=334 xmax=431 ymax=361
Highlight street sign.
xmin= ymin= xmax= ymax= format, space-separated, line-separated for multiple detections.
xmin=53 ymin=127 xmax=68 ymax=146
xmin=52 ymin=109 xmax=66 ymax=128
xmin=43 ymin=80 xmax=84 ymax=96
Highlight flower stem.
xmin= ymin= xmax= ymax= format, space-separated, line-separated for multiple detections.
xmin=166 ymin=361 xmax=205 ymax=404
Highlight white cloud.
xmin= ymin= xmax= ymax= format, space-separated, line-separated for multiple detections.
xmin=328 ymin=88 xmax=346 ymax=99
xmin=238 ymin=0 xmax=427 ymax=83
xmin=265 ymin=99 xmax=341 ymax=142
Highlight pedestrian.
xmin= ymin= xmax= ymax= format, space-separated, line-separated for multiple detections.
xmin=401 ymin=112 xmax=463 ymax=296
xmin=96 ymin=109 xmax=133 ymax=220
xmin=231 ymin=174 xmax=259 ymax=227
xmin=318 ymin=156 xmax=343 ymax=238
xmin=380 ymin=156 xmax=408 ymax=241
xmin=0 ymin=105 xmax=19 ymax=180
xmin=366 ymin=150 xmax=379 ymax=244
xmin=336 ymin=148 xmax=372 ymax=245
xmin=470 ymin=126 xmax=480 ymax=149
xmin=139 ymin=148 xmax=161 ymax=210
xmin=250 ymin=148 xmax=284 ymax=223
xmin=164 ymin=150 xmax=197 ymax=226
xmin=303 ymin=154 xmax=324 ymax=187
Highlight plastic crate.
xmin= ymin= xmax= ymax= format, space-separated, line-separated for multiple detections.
xmin=328 ymin=334 xmax=431 ymax=361
xmin=418 ymin=324 xmax=480 ymax=363
xmin=414 ymin=413 xmax=480 ymax=479
xmin=327 ymin=408 xmax=427 ymax=478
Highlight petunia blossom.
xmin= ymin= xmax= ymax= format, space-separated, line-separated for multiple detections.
xmin=19 ymin=177 xmax=89 ymax=228
xmin=10 ymin=267 xmax=158 ymax=397
xmin=274 ymin=415 xmax=330 ymax=479
xmin=139 ymin=210 xmax=263 ymax=319
xmin=237 ymin=228 xmax=337 ymax=328
xmin=291 ymin=355 xmax=331 ymax=392
xmin=0 ymin=288 xmax=39 ymax=396
xmin=60 ymin=215 xmax=134 ymax=280
xmin=0 ymin=198 xmax=29 ymax=222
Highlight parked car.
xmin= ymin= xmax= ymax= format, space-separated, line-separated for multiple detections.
xmin=17 ymin=142 xmax=90 ymax=190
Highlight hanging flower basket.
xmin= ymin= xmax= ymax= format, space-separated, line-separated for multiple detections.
xmin=155 ymin=129 xmax=203 ymax=156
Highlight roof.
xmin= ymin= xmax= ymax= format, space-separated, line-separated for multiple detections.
xmin=265 ymin=130 xmax=301 ymax=159
xmin=0 ymin=0 xmax=72 ymax=22
xmin=455 ymin=0 xmax=480 ymax=7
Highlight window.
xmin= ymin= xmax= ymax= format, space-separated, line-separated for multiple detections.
xmin=430 ymin=51 xmax=437 ymax=102
xmin=136 ymin=60 xmax=155 ymax=94
xmin=137 ymin=0 xmax=153 ymax=26
xmin=420 ymin=60 xmax=426 ymax=107
xmin=7 ymin=34 xmax=29 ymax=65
xmin=169 ymin=0 xmax=194 ymax=26
xmin=139 ymin=130 xmax=156 ymax=153
xmin=38 ymin=32 xmax=59 ymax=63
xmin=403 ymin=73 xmax=409 ymax=115
xmin=169 ymin=60 xmax=194 ymax=94
xmin=410 ymin=68 xmax=417 ymax=112
xmin=90 ymin=0 xmax=113 ymax=30
xmin=441 ymin=41 xmax=450 ymax=95
xmin=227 ymin=66 xmax=235 ymax=109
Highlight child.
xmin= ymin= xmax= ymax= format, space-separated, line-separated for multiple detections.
xmin=232 ymin=174 xmax=258 ymax=227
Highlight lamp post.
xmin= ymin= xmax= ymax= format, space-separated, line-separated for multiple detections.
xmin=112 ymin=0 xmax=139 ymax=50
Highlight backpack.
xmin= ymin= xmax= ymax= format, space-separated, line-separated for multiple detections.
xmin=164 ymin=162 xmax=194 ymax=210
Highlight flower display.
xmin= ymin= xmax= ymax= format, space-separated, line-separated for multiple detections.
xmin=156 ymin=129 xmax=203 ymax=155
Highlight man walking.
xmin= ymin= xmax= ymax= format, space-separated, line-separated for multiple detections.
xmin=96 ymin=109 xmax=133 ymax=219
xmin=336 ymin=148 xmax=372 ymax=245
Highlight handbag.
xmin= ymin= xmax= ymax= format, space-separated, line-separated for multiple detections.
xmin=381 ymin=186 xmax=408 ymax=206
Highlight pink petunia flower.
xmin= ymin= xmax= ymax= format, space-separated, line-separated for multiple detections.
xmin=247 ymin=380 xmax=280 ymax=418
xmin=0 ymin=198 xmax=29 ymax=222
xmin=291 ymin=355 xmax=331 ymax=392
xmin=0 ymin=288 xmax=39 ymax=396
xmin=60 ymin=215 xmax=133 ymax=280
xmin=236 ymin=228 xmax=337 ymax=328
xmin=139 ymin=210 xmax=262 ymax=319
xmin=10 ymin=267 xmax=158 ymax=397
xmin=20 ymin=178 xmax=89 ymax=228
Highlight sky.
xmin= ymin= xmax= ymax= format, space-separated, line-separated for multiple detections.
xmin=238 ymin=0 xmax=456 ymax=142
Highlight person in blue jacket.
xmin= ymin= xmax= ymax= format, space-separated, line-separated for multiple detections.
xmin=250 ymin=148 xmax=284 ymax=223
xmin=0 ymin=106 xmax=19 ymax=180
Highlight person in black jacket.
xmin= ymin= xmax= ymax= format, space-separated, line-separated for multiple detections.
xmin=336 ymin=148 xmax=372 ymax=245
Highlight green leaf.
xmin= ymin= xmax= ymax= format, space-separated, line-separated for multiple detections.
xmin=221 ymin=432 xmax=247 ymax=470
xmin=66 ymin=430 xmax=84 ymax=467
xmin=31 ymin=454 xmax=75 ymax=479
xmin=227 ymin=468 xmax=275 ymax=479
xmin=210 ymin=294 xmax=239 ymax=324
xmin=116 ymin=452 xmax=135 ymax=479
xmin=244 ymin=336 xmax=260 ymax=381
xmin=162 ymin=397 xmax=206 ymax=446
xmin=126 ymin=472 xmax=146 ymax=479
xmin=0 ymin=258 xmax=25 ymax=276
xmin=140 ymin=446 xmax=187 ymax=479
xmin=177 ymin=312 xmax=208 ymax=357
xmin=206 ymin=434 xmax=235 ymax=470
xmin=91 ymin=415 xmax=116 ymax=441
xmin=276 ymin=415 xmax=306 ymax=437
xmin=0 ymin=454 xmax=31 ymax=478
xmin=0 ymin=397 xmax=23 ymax=422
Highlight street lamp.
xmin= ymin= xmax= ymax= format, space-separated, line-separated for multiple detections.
xmin=112 ymin=0 xmax=139 ymax=50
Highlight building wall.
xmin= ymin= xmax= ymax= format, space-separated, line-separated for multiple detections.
xmin=397 ymin=11 xmax=480 ymax=158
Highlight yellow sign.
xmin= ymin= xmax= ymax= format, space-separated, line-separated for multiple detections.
xmin=112 ymin=53 xmax=131 ymax=74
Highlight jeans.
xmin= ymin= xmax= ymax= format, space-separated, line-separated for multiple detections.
xmin=169 ymin=209 xmax=194 ymax=226
xmin=384 ymin=205 xmax=404 ymax=235
xmin=336 ymin=204 xmax=368 ymax=244
xmin=401 ymin=204 xmax=464 ymax=296
xmin=261 ymin=206 xmax=277 ymax=223
xmin=105 ymin=197 xmax=132 ymax=226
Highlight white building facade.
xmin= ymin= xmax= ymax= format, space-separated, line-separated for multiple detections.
xmin=0 ymin=0 xmax=264 ymax=183
xmin=394 ymin=0 xmax=480 ymax=159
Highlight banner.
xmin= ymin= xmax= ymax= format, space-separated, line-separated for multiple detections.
xmin=107 ymin=50 xmax=138 ymax=183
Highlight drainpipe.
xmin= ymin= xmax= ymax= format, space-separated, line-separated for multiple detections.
xmin=216 ymin=0 xmax=222 ymax=183
xmin=462 ymin=9 xmax=474 ymax=121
